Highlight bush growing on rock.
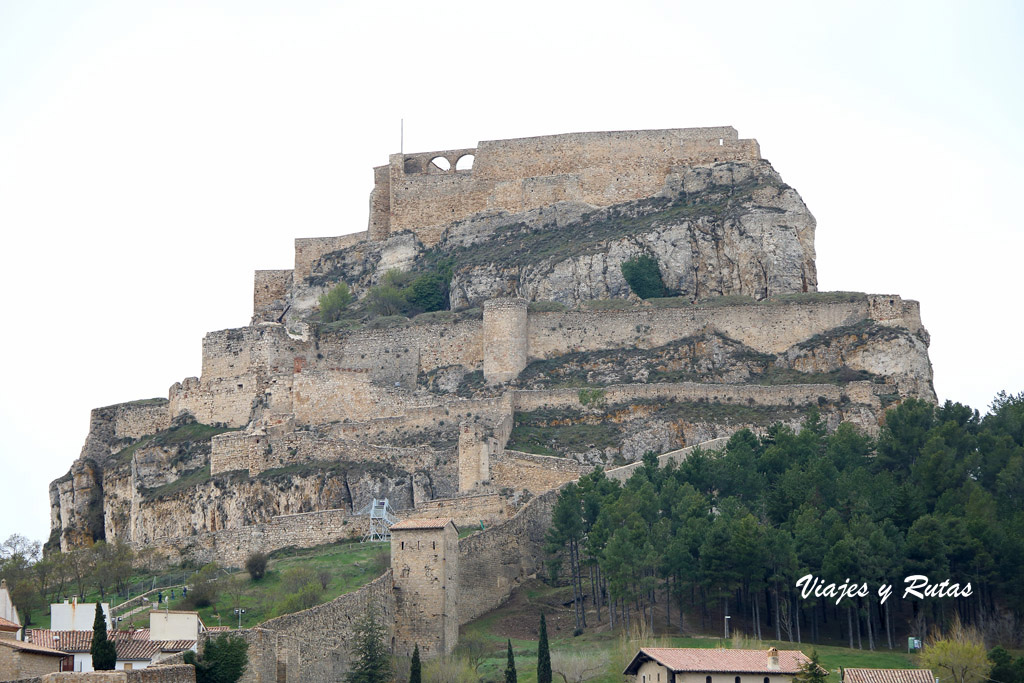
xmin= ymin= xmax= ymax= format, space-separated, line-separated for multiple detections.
xmin=620 ymin=254 xmax=666 ymax=299
xmin=318 ymin=282 xmax=353 ymax=323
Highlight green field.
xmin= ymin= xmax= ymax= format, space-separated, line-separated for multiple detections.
xmin=455 ymin=580 xmax=920 ymax=683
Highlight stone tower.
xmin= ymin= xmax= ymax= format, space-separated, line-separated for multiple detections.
xmin=390 ymin=518 xmax=459 ymax=658
xmin=482 ymin=297 xmax=529 ymax=383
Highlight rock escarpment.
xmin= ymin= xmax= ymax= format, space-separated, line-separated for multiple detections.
xmin=48 ymin=127 xmax=935 ymax=563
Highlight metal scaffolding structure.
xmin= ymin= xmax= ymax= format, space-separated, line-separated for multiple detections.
xmin=355 ymin=498 xmax=398 ymax=542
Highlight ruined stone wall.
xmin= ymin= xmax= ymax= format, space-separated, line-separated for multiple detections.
xmin=527 ymin=297 xmax=923 ymax=360
xmin=329 ymin=397 xmax=509 ymax=442
xmin=112 ymin=401 xmax=171 ymax=441
xmin=143 ymin=508 xmax=365 ymax=568
xmin=457 ymin=423 xmax=490 ymax=491
xmin=406 ymin=493 xmax=509 ymax=528
xmin=253 ymin=571 xmax=395 ymax=683
xmin=210 ymin=430 xmax=439 ymax=477
xmin=512 ymin=381 xmax=881 ymax=415
xmin=293 ymin=232 xmax=367 ymax=282
xmin=491 ymin=451 xmax=593 ymax=494
xmin=125 ymin=666 xmax=197 ymax=683
xmin=372 ymin=128 xmax=760 ymax=245
xmin=252 ymin=270 xmax=292 ymax=321
xmin=604 ymin=437 xmax=731 ymax=483
xmin=457 ymin=488 xmax=559 ymax=624
xmin=6 ymin=668 xmax=197 ymax=683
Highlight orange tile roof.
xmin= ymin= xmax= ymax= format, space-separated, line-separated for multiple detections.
xmin=29 ymin=630 xmax=93 ymax=652
xmin=205 ymin=626 xmax=231 ymax=632
xmin=845 ymin=669 xmax=935 ymax=683
xmin=28 ymin=629 xmax=190 ymax=659
xmin=390 ymin=517 xmax=455 ymax=530
xmin=0 ymin=616 xmax=20 ymax=631
xmin=115 ymin=640 xmax=162 ymax=661
xmin=625 ymin=648 xmax=812 ymax=675
xmin=0 ymin=639 xmax=69 ymax=657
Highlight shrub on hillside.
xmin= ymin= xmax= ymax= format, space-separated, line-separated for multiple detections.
xmin=318 ymin=282 xmax=353 ymax=323
xmin=620 ymin=254 xmax=666 ymax=299
xmin=184 ymin=562 xmax=221 ymax=609
xmin=245 ymin=552 xmax=268 ymax=581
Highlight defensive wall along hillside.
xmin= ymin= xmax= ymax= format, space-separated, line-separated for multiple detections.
xmin=220 ymin=490 xmax=561 ymax=683
xmin=167 ymin=293 xmax=927 ymax=429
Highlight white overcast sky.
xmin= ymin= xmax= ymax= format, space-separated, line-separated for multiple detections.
xmin=1 ymin=1 xmax=1021 ymax=545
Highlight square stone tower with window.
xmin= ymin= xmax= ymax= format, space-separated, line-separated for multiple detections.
xmin=390 ymin=518 xmax=459 ymax=658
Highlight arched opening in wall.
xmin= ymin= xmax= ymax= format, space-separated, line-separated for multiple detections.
xmin=456 ymin=154 xmax=475 ymax=171
xmin=429 ymin=156 xmax=451 ymax=172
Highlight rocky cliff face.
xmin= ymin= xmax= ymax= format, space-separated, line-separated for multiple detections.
xmin=51 ymin=414 xmax=457 ymax=552
xmin=292 ymin=160 xmax=815 ymax=318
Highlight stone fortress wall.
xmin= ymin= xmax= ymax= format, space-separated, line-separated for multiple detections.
xmin=368 ymin=127 xmax=761 ymax=246
xmin=170 ymin=293 xmax=926 ymax=433
xmin=65 ymin=291 xmax=928 ymax=563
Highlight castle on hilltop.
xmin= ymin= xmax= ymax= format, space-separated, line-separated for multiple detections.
xmin=50 ymin=127 xmax=935 ymax=680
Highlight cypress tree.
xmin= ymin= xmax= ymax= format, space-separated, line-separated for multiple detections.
xmin=537 ymin=614 xmax=551 ymax=683
xmin=504 ymin=639 xmax=517 ymax=683
xmin=90 ymin=605 xmax=116 ymax=671
xmin=410 ymin=644 xmax=422 ymax=683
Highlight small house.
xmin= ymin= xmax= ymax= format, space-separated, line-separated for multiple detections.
xmin=624 ymin=647 xmax=814 ymax=683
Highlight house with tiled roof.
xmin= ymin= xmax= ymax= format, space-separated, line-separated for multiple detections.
xmin=624 ymin=647 xmax=815 ymax=683
xmin=0 ymin=614 xmax=71 ymax=679
xmin=842 ymin=668 xmax=935 ymax=683
xmin=27 ymin=628 xmax=195 ymax=672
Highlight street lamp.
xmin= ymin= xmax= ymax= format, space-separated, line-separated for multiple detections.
xmin=724 ymin=615 xmax=731 ymax=639
xmin=234 ymin=608 xmax=246 ymax=629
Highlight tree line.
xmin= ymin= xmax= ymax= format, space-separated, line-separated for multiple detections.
xmin=544 ymin=392 xmax=1024 ymax=649
xmin=0 ymin=537 xmax=139 ymax=626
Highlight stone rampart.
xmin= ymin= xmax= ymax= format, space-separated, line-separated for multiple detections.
xmin=8 ymin=667 xmax=197 ymax=683
xmin=254 ymin=570 xmax=395 ymax=683
xmin=406 ymin=493 xmax=508 ymax=528
xmin=511 ymin=381 xmax=881 ymax=413
xmin=491 ymin=451 xmax=593 ymax=494
xmin=456 ymin=488 xmax=559 ymax=624
xmin=210 ymin=429 xmax=440 ymax=476
xmin=167 ymin=295 xmax=923 ymax=432
xmin=527 ymin=297 xmax=923 ymax=359
xmin=604 ymin=437 xmax=731 ymax=482
xmin=371 ymin=127 xmax=760 ymax=245
xmin=252 ymin=270 xmax=292 ymax=321
xmin=112 ymin=401 xmax=171 ymax=442
xmin=293 ymin=232 xmax=367 ymax=282
xmin=143 ymin=508 xmax=365 ymax=568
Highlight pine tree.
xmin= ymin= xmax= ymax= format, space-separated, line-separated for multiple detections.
xmin=90 ymin=604 xmax=116 ymax=671
xmin=504 ymin=639 xmax=517 ymax=683
xmin=344 ymin=606 xmax=393 ymax=683
xmin=794 ymin=649 xmax=828 ymax=683
xmin=537 ymin=614 xmax=551 ymax=683
xmin=409 ymin=644 xmax=421 ymax=683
